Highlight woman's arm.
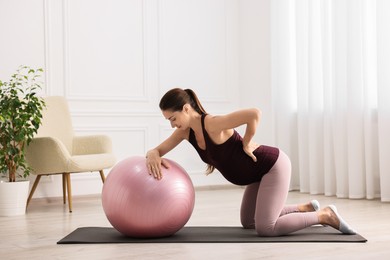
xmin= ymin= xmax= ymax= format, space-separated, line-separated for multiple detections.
xmin=146 ymin=128 xmax=188 ymax=180
xmin=207 ymin=108 xmax=261 ymax=136
xmin=207 ymin=108 xmax=261 ymax=162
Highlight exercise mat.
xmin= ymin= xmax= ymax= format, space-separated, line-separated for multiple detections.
xmin=57 ymin=226 xmax=367 ymax=244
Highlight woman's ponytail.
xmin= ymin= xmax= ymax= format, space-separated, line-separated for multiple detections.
xmin=184 ymin=89 xmax=214 ymax=174
xmin=184 ymin=89 xmax=207 ymax=115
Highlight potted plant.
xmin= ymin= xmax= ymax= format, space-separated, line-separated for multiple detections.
xmin=0 ymin=65 xmax=45 ymax=216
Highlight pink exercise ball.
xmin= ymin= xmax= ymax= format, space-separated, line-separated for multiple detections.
xmin=101 ymin=156 xmax=195 ymax=238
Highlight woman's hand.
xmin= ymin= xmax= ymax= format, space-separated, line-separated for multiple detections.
xmin=243 ymin=141 xmax=259 ymax=162
xmin=146 ymin=150 xmax=170 ymax=180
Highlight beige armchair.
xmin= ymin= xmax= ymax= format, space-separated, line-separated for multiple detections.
xmin=25 ymin=96 xmax=116 ymax=212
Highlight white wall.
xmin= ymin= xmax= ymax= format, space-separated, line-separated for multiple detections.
xmin=0 ymin=0 xmax=272 ymax=198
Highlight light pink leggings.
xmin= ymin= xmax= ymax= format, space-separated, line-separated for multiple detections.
xmin=240 ymin=150 xmax=319 ymax=236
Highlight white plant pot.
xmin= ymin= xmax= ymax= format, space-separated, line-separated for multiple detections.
xmin=0 ymin=180 xmax=30 ymax=216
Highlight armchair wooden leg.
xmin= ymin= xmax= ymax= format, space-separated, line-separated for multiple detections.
xmin=64 ymin=173 xmax=72 ymax=213
xmin=26 ymin=175 xmax=42 ymax=208
xmin=99 ymin=170 xmax=106 ymax=183
xmin=62 ymin=173 xmax=67 ymax=204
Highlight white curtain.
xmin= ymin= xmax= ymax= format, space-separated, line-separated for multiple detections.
xmin=270 ymin=0 xmax=390 ymax=201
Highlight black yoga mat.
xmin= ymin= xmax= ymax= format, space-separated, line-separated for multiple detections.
xmin=57 ymin=226 xmax=367 ymax=244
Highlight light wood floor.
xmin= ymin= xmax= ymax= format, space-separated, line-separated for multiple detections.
xmin=1 ymin=186 xmax=389 ymax=259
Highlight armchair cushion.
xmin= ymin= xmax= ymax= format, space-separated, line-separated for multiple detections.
xmin=69 ymin=153 xmax=116 ymax=173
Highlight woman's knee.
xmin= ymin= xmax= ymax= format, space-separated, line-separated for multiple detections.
xmin=255 ymin=224 xmax=279 ymax=237
xmin=240 ymin=217 xmax=255 ymax=229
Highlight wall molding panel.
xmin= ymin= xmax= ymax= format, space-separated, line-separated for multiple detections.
xmin=43 ymin=0 xmax=52 ymax=96
xmin=63 ymin=0 xmax=148 ymax=102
